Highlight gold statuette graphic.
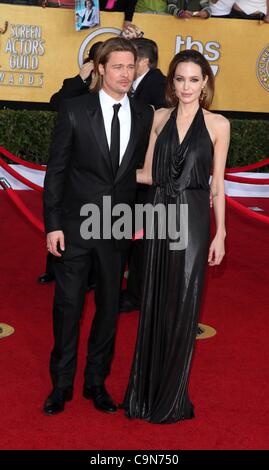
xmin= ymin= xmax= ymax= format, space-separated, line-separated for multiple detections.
xmin=0 ymin=323 xmax=15 ymax=339
xmin=0 ymin=21 xmax=8 ymax=35
xmin=196 ymin=323 xmax=217 ymax=340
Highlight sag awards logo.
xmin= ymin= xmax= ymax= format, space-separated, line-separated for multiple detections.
xmin=0 ymin=22 xmax=45 ymax=88
xmin=256 ymin=44 xmax=269 ymax=92
xmin=78 ymin=29 xmax=221 ymax=76
xmin=78 ymin=27 xmax=121 ymax=67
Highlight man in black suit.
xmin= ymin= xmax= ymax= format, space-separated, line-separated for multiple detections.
xmin=120 ymin=37 xmax=166 ymax=313
xmin=38 ymin=42 xmax=103 ymax=287
xmin=131 ymin=37 xmax=166 ymax=109
xmin=49 ymin=42 xmax=103 ymax=113
xmin=43 ymin=37 xmax=153 ymax=416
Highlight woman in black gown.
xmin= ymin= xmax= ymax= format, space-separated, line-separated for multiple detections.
xmin=122 ymin=50 xmax=230 ymax=424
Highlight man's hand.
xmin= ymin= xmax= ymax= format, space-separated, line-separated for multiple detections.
xmin=121 ymin=23 xmax=143 ymax=39
xmin=196 ymin=10 xmax=210 ymax=18
xmin=123 ymin=20 xmax=132 ymax=28
xmin=46 ymin=230 xmax=65 ymax=257
xmin=264 ymin=14 xmax=269 ymax=23
xmin=181 ymin=11 xmax=193 ymax=18
xmin=79 ymin=61 xmax=94 ymax=82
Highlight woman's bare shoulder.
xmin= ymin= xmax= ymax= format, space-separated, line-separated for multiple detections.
xmin=155 ymin=107 xmax=172 ymax=120
xmin=203 ymin=109 xmax=230 ymax=128
xmin=154 ymin=107 xmax=174 ymax=133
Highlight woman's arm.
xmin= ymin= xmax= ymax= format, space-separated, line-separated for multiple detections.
xmin=208 ymin=115 xmax=230 ymax=266
xmin=136 ymin=109 xmax=167 ymax=185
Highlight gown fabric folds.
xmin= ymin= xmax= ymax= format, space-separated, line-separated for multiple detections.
xmin=122 ymin=107 xmax=213 ymax=424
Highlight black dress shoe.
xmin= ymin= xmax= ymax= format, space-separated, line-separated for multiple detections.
xmin=38 ymin=272 xmax=55 ymax=284
xmin=83 ymin=384 xmax=117 ymax=413
xmin=119 ymin=290 xmax=140 ymax=313
xmin=43 ymin=387 xmax=73 ymax=415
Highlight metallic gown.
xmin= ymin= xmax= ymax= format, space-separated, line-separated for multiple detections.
xmin=122 ymin=107 xmax=213 ymax=424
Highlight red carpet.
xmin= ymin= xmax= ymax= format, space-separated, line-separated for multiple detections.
xmin=0 ymin=191 xmax=269 ymax=450
xmin=234 ymin=196 xmax=269 ymax=216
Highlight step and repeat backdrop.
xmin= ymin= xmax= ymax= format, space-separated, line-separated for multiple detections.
xmin=0 ymin=4 xmax=268 ymax=112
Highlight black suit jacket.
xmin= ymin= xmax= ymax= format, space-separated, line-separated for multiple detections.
xmin=50 ymin=74 xmax=92 ymax=111
xmin=134 ymin=68 xmax=166 ymax=110
xmin=43 ymin=91 xmax=153 ymax=250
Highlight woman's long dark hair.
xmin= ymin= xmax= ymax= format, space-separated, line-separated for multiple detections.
xmin=165 ymin=49 xmax=215 ymax=110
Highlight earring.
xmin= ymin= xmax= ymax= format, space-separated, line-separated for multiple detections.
xmin=200 ymin=87 xmax=207 ymax=100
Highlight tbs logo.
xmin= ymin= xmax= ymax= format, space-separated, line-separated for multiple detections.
xmin=175 ymin=36 xmax=221 ymax=76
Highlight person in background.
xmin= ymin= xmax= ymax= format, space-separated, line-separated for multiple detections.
xmin=0 ymin=0 xmax=41 ymax=4
xmin=120 ymin=22 xmax=144 ymax=39
xmin=40 ymin=1 xmax=75 ymax=7
xmin=41 ymin=0 xmax=138 ymax=26
xmin=131 ymin=38 xmax=166 ymax=108
xmin=230 ymin=0 xmax=269 ymax=21
xmin=99 ymin=0 xmax=138 ymax=28
xmin=210 ymin=0 xmax=234 ymax=17
xmin=78 ymin=0 xmax=99 ymax=29
xmin=167 ymin=0 xmax=211 ymax=18
xmin=50 ymin=41 xmax=103 ymax=112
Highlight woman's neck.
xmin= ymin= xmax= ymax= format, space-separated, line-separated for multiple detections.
xmin=177 ymin=101 xmax=200 ymax=118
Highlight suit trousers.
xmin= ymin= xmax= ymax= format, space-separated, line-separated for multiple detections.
xmin=126 ymin=239 xmax=144 ymax=305
xmin=44 ymin=251 xmax=95 ymax=286
xmin=45 ymin=252 xmax=54 ymax=276
xmin=50 ymin=239 xmax=125 ymax=389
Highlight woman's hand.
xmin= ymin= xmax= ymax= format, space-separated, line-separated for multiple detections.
xmin=208 ymin=233 xmax=226 ymax=266
xmin=136 ymin=169 xmax=152 ymax=185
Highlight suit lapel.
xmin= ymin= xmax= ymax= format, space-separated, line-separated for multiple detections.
xmin=85 ymin=93 xmax=143 ymax=185
xmin=85 ymin=93 xmax=114 ymax=176
xmin=134 ymin=69 xmax=152 ymax=99
xmin=114 ymin=101 xmax=142 ymax=184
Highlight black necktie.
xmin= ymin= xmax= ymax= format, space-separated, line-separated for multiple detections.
xmin=129 ymin=85 xmax=135 ymax=98
xmin=110 ymin=103 xmax=121 ymax=177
